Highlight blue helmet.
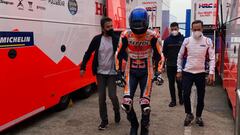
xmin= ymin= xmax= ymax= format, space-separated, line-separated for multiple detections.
xmin=129 ymin=7 xmax=149 ymax=34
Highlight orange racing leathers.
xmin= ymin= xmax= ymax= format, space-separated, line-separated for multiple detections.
xmin=115 ymin=29 xmax=164 ymax=128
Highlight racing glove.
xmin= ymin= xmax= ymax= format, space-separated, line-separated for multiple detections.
xmin=152 ymin=72 xmax=164 ymax=86
xmin=116 ymin=71 xmax=126 ymax=87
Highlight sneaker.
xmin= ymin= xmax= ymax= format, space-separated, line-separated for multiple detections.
xmin=196 ymin=117 xmax=204 ymax=127
xmin=98 ymin=121 xmax=108 ymax=130
xmin=184 ymin=114 xmax=194 ymax=126
xmin=168 ymin=101 xmax=176 ymax=107
xmin=115 ymin=112 xmax=121 ymax=123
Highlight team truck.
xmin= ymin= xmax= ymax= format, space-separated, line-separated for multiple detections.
xmin=215 ymin=0 xmax=240 ymax=119
xmin=0 ymin=0 xmax=126 ymax=132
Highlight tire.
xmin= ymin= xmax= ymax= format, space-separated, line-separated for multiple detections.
xmin=81 ymin=84 xmax=93 ymax=98
xmin=55 ymin=94 xmax=71 ymax=111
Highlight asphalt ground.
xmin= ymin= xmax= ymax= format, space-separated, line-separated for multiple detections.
xmin=2 ymin=73 xmax=234 ymax=135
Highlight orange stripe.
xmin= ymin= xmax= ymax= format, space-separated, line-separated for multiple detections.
xmin=115 ymin=38 xmax=123 ymax=71
xmin=124 ymin=57 xmax=130 ymax=95
xmin=156 ymin=42 xmax=165 ymax=72
xmin=144 ymin=53 xmax=153 ymax=98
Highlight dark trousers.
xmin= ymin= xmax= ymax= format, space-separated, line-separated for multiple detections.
xmin=182 ymin=72 xmax=206 ymax=117
xmin=125 ymin=69 xmax=151 ymax=127
xmin=167 ymin=66 xmax=182 ymax=103
xmin=96 ymin=74 xmax=120 ymax=122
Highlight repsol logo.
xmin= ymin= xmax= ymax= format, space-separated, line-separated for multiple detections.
xmin=199 ymin=3 xmax=216 ymax=8
xmin=48 ymin=0 xmax=65 ymax=6
xmin=129 ymin=40 xmax=150 ymax=46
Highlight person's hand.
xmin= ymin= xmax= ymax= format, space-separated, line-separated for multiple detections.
xmin=207 ymin=74 xmax=214 ymax=85
xmin=160 ymin=68 xmax=165 ymax=73
xmin=80 ymin=70 xmax=86 ymax=77
xmin=176 ymin=72 xmax=182 ymax=81
xmin=116 ymin=71 xmax=126 ymax=87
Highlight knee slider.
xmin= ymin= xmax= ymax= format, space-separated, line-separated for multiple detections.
xmin=121 ymin=97 xmax=132 ymax=113
xmin=140 ymin=98 xmax=151 ymax=115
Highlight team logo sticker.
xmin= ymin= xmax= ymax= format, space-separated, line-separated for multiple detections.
xmin=17 ymin=0 xmax=24 ymax=10
xmin=0 ymin=32 xmax=34 ymax=48
xmin=68 ymin=0 xmax=78 ymax=15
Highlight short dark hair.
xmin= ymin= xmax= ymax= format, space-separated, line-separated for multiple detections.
xmin=192 ymin=20 xmax=203 ymax=27
xmin=101 ymin=17 xmax=112 ymax=28
xmin=170 ymin=22 xmax=179 ymax=28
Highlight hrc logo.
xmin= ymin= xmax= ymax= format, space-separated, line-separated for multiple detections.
xmin=199 ymin=3 xmax=216 ymax=8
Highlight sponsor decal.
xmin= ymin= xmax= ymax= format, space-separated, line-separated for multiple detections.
xmin=0 ymin=0 xmax=14 ymax=5
xmin=142 ymin=2 xmax=157 ymax=5
xmin=68 ymin=0 xmax=77 ymax=15
xmin=146 ymin=6 xmax=157 ymax=11
xmin=129 ymin=40 xmax=150 ymax=46
xmin=200 ymin=44 xmax=206 ymax=47
xmin=28 ymin=1 xmax=33 ymax=11
xmin=17 ymin=0 xmax=24 ymax=10
xmin=36 ymin=5 xmax=46 ymax=10
xmin=0 ymin=32 xmax=34 ymax=48
xmin=48 ymin=0 xmax=65 ymax=6
xmin=95 ymin=1 xmax=106 ymax=16
xmin=199 ymin=3 xmax=216 ymax=8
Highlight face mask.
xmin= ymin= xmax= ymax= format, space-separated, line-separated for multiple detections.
xmin=171 ymin=30 xmax=178 ymax=36
xmin=131 ymin=27 xmax=148 ymax=35
xmin=106 ymin=29 xmax=114 ymax=36
xmin=193 ymin=31 xmax=203 ymax=39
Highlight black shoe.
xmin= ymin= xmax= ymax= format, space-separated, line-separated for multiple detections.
xmin=168 ymin=101 xmax=176 ymax=107
xmin=140 ymin=125 xmax=149 ymax=135
xmin=115 ymin=112 xmax=121 ymax=123
xmin=179 ymin=99 xmax=184 ymax=105
xmin=184 ymin=114 xmax=194 ymax=126
xmin=196 ymin=117 xmax=204 ymax=127
xmin=98 ymin=121 xmax=108 ymax=130
xmin=130 ymin=125 xmax=139 ymax=135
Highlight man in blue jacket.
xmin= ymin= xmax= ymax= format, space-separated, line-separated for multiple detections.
xmin=163 ymin=22 xmax=184 ymax=107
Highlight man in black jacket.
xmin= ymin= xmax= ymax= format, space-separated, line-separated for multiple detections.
xmin=163 ymin=22 xmax=184 ymax=107
xmin=80 ymin=17 xmax=120 ymax=130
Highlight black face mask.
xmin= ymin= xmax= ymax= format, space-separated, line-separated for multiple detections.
xmin=131 ymin=27 xmax=147 ymax=35
xmin=106 ymin=29 xmax=114 ymax=36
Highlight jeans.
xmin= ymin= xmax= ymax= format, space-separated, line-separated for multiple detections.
xmin=96 ymin=74 xmax=120 ymax=122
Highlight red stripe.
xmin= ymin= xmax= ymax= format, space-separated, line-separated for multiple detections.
xmin=128 ymin=45 xmax=151 ymax=51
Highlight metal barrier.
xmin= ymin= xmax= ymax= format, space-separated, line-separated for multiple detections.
xmin=235 ymin=46 xmax=240 ymax=135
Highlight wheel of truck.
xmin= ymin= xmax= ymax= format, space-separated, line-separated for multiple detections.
xmin=55 ymin=94 xmax=71 ymax=111
xmin=81 ymin=83 xmax=96 ymax=98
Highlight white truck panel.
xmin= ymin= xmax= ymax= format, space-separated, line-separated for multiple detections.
xmin=0 ymin=0 xmax=104 ymax=64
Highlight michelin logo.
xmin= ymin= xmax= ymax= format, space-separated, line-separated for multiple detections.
xmin=0 ymin=32 xmax=34 ymax=48
xmin=0 ymin=37 xmax=31 ymax=44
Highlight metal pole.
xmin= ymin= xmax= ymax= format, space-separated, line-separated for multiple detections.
xmin=235 ymin=45 xmax=240 ymax=135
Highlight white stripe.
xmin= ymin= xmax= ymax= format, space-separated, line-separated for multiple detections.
xmin=0 ymin=106 xmax=45 ymax=132
xmin=184 ymin=88 xmax=197 ymax=135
